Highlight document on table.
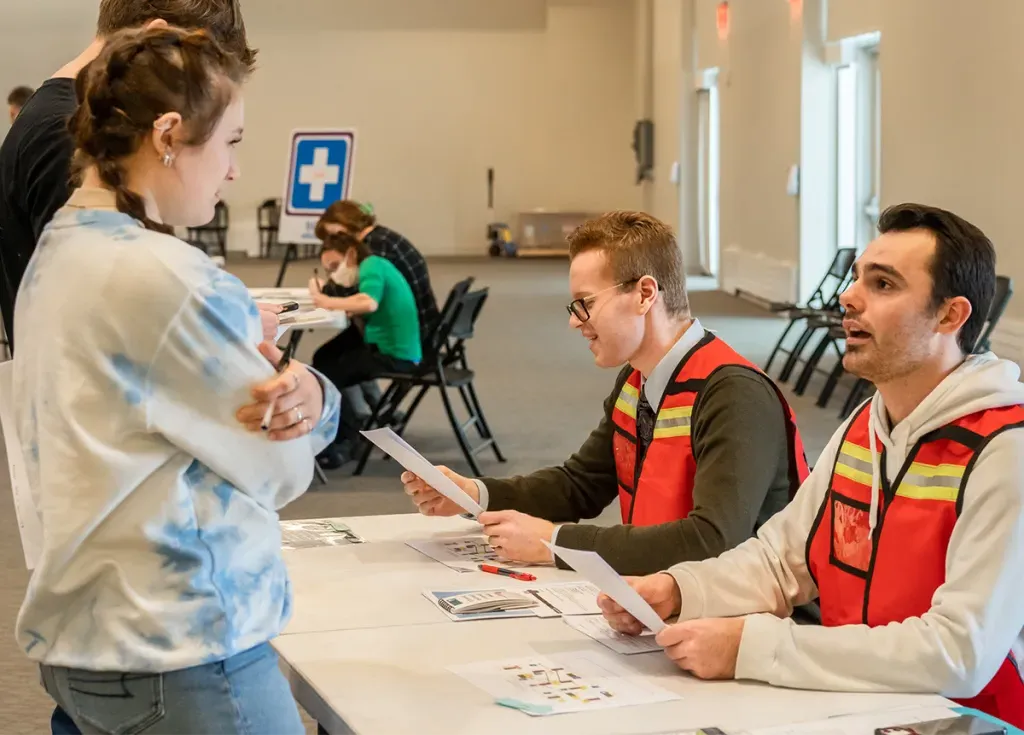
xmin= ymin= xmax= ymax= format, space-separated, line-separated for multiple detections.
xmin=360 ymin=428 xmax=483 ymax=516
xmin=741 ymin=705 xmax=969 ymax=735
xmin=564 ymin=615 xmax=662 ymax=655
xmin=546 ymin=542 xmax=666 ymax=633
xmin=449 ymin=650 xmax=680 ymax=717
xmin=423 ymin=588 xmax=557 ymax=622
xmin=0 ymin=361 xmax=42 ymax=570
xmin=280 ymin=519 xmax=365 ymax=550
xmin=524 ymin=581 xmax=603 ymax=616
xmin=407 ymin=536 xmax=527 ymax=573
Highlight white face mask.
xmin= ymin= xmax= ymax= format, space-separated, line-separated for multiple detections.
xmin=330 ymin=264 xmax=359 ymax=288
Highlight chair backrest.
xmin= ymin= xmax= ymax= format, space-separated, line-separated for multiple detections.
xmin=423 ymin=278 xmax=475 ymax=360
xmin=973 ymin=275 xmax=1013 ymax=354
xmin=448 ymin=288 xmax=489 ymax=342
xmin=812 ymin=247 xmax=857 ymax=309
xmin=258 ymin=198 xmax=281 ymax=230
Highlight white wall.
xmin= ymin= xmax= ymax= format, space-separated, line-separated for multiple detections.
xmin=1 ymin=0 xmax=641 ymax=257
xmin=693 ymin=0 xmax=803 ymax=301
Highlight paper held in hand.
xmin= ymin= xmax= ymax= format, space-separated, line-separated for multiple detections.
xmin=544 ymin=542 xmax=667 ymax=634
xmin=360 ymin=428 xmax=484 ymax=517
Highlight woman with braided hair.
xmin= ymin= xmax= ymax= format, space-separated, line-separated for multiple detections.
xmin=12 ymin=27 xmax=340 ymax=734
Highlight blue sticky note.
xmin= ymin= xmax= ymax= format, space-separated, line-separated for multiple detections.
xmin=495 ymin=698 xmax=554 ymax=716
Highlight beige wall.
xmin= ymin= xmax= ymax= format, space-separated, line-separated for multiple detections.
xmin=1 ymin=0 xmax=640 ymax=257
xmin=830 ymin=0 xmax=1024 ymax=324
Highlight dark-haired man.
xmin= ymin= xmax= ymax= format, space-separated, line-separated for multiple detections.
xmin=7 ymin=86 xmax=34 ymax=123
xmin=602 ymin=203 xmax=1024 ymax=730
xmin=0 ymin=0 xmax=255 ymax=351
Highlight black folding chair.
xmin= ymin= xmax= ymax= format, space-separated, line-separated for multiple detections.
xmin=764 ymin=248 xmax=856 ymax=378
xmin=257 ymin=198 xmax=281 ymax=259
xmin=354 ymin=286 xmax=505 ymax=477
xmin=834 ymin=275 xmax=1015 ymax=420
xmin=186 ymin=201 xmax=229 ymax=258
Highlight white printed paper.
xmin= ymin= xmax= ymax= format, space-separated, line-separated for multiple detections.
xmin=525 ymin=581 xmax=602 ymax=616
xmin=406 ymin=536 xmax=531 ymax=573
xmin=564 ymin=616 xmax=662 ymax=655
xmin=280 ymin=518 xmax=365 ymax=550
xmin=545 ymin=543 xmax=666 ymax=633
xmin=422 ymin=588 xmax=555 ymax=622
xmin=449 ymin=651 xmax=680 ymax=717
xmin=0 ymin=362 xmax=42 ymax=570
xmin=361 ymin=428 xmax=483 ymax=516
xmin=744 ymin=705 xmax=963 ymax=735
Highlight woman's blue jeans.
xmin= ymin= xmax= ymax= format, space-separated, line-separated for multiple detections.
xmin=40 ymin=642 xmax=303 ymax=734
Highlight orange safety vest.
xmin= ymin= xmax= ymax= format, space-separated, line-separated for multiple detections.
xmin=610 ymin=332 xmax=809 ymax=526
xmin=807 ymin=401 xmax=1024 ymax=728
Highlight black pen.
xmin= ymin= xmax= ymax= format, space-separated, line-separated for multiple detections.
xmin=260 ymin=340 xmax=298 ymax=431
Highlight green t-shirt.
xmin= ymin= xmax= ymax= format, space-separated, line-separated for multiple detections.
xmin=359 ymin=255 xmax=422 ymax=363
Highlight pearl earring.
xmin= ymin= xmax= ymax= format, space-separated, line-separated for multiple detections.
xmin=162 ymin=151 xmax=175 ymax=168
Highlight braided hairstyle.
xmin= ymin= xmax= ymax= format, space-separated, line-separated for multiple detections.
xmin=69 ymin=26 xmax=247 ymax=234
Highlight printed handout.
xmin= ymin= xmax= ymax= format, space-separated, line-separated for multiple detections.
xmin=449 ymin=650 xmax=680 ymax=717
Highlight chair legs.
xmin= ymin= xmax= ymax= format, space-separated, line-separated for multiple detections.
xmin=764 ymin=318 xmax=800 ymax=375
xmin=458 ymin=381 xmax=506 ymax=463
xmin=840 ymin=378 xmax=872 ymax=420
xmin=438 ymin=382 xmax=484 ymax=477
xmin=779 ymin=326 xmax=820 ymax=383
xmin=794 ymin=333 xmax=838 ymax=396
xmin=817 ymin=357 xmax=847 ymax=408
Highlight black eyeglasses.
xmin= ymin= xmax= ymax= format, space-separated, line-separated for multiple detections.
xmin=566 ymin=279 xmax=640 ymax=322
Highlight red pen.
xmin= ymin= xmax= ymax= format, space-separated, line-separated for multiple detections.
xmin=479 ymin=564 xmax=536 ymax=582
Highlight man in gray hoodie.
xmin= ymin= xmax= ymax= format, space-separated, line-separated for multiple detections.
xmin=602 ymin=203 xmax=1024 ymax=730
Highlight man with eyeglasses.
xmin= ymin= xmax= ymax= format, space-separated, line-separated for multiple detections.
xmin=402 ymin=211 xmax=810 ymax=578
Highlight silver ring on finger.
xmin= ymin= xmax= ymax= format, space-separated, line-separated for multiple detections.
xmin=302 ymin=418 xmax=312 ymax=434
xmin=294 ymin=406 xmax=304 ymax=424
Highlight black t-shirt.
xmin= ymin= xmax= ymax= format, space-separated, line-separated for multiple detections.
xmin=0 ymin=77 xmax=77 ymax=348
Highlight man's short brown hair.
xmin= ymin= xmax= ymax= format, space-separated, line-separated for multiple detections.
xmin=568 ymin=211 xmax=689 ymax=317
xmin=96 ymin=0 xmax=256 ymax=71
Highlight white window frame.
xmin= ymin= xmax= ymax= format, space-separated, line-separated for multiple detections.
xmin=695 ymin=68 xmax=720 ymax=277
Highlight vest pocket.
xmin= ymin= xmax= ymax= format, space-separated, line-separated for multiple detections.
xmin=829 ymin=492 xmax=873 ymax=575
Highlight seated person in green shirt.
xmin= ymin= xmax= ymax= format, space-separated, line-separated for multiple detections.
xmin=310 ymin=232 xmax=421 ymax=468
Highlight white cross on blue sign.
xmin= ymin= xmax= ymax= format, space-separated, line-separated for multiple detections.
xmin=285 ymin=131 xmax=355 ymax=216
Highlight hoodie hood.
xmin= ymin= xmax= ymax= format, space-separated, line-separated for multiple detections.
xmin=863 ymin=353 xmax=1024 ymax=532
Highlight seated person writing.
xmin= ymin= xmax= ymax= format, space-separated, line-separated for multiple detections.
xmin=402 ymin=211 xmax=811 ymax=577
xmin=316 ymin=201 xmax=439 ymax=419
xmin=600 ymin=204 xmax=1024 ymax=730
xmin=311 ymin=232 xmax=421 ymax=468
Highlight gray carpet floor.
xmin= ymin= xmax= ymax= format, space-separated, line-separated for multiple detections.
xmin=0 ymin=257 xmax=852 ymax=732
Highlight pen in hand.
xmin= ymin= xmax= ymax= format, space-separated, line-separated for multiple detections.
xmin=261 ymin=340 xmax=298 ymax=432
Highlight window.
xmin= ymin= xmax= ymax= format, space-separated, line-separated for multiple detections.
xmin=696 ymin=70 xmax=720 ymax=277
xmin=834 ymin=37 xmax=880 ymax=252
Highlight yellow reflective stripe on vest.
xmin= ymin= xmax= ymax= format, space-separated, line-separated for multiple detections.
xmin=895 ymin=461 xmax=964 ymax=502
xmin=835 ymin=441 xmax=874 ymax=485
xmin=615 ymin=384 xmax=638 ymax=419
xmin=654 ymin=406 xmax=692 ymax=439
xmin=836 ymin=442 xmax=963 ymax=502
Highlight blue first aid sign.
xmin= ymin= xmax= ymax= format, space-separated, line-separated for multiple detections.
xmin=278 ymin=129 xmax=357 ymax=244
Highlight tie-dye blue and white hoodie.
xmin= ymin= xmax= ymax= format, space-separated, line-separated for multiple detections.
xmin=12 ymin=187 xmax=341 ymax=673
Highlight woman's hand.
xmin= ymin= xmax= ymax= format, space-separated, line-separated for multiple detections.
xmin=236 ymin=342 xmax=325 ymax=441
xmin=308 ymin=277 xmax=324 ymax=296
xmin=312 ymin=292 xmax=336 ymax=310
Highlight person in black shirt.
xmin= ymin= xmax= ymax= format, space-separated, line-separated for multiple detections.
xmin=0 ymin=0 xmax=256 ymax=353
xmin=6 ymin=86 xmax=35 ymax=124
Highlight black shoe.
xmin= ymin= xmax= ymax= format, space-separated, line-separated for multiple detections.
xmin=316 ymin=443 xmax=352 ymax=471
